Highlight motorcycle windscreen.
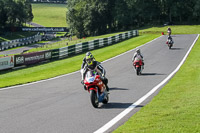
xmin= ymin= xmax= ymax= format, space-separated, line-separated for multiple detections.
xmin=85 ymin=70 xmax=96 ymax=83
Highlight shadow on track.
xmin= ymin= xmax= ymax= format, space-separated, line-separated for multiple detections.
xmin=141 ymin=73 xmax=165 ymax=76
xmin=100 ymin=102 xmax=144 ymax=109
xmin=170 ymin=47 xmax=183 ymax=50
xmin=109 ymin=87 xmax=129 ymax=91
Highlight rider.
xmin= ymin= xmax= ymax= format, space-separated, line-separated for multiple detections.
xmin=167 ymin=27 xmax=171 ymax=36
xmin=81 ymin=52 xmax=109 ymax=91
xmin=132 ymin=48 xmax=144 ymax=69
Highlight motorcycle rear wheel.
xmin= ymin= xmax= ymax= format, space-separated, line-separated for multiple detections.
xmin=90 ymin=90 xmax=99 ymax=108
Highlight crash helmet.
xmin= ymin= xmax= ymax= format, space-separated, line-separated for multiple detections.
xmin=86 ymin=52 xmax=94 ymax=66
xmin=136 ymin=49 xmax=141 ymax=54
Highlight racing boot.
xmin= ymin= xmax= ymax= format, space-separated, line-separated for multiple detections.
xmin=81 ymin=80 xmax=87 ymax=90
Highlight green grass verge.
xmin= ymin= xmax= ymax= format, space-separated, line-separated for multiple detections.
xmin=32 ymin=3 xmax=67 ymax=27
xmin=140 ymin=25 xmax=200 ymax=35
xmin=113 ymin=37 xmax=200 ymax=133
xmin=0 ymin=34 xmax=159 ymax=88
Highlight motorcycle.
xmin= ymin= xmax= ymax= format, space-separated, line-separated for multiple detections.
xmin=166 ymin=37 xmax=173 ymax=49
xmin=84 ymin=70 xmax=109 ymax=108
xmin=133 ymin=59 xmax=143 ymax=75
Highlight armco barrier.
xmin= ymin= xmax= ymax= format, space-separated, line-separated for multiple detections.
xmin=0 ymin=35 xmax=42 ymax=51
xmin=58 ymin=30 xmax=138 ymax=60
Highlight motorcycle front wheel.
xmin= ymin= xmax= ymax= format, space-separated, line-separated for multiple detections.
xmin=168 ymin=44 xmax=172 ymax=49
xmin=90 ymin=90 xmax=99 ymax=108
xmin=136 ymin=67 xmax=141 ymax=75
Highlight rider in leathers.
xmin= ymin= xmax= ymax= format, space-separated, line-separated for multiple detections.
xmin=132 ymin=49 xmax=144 ymax=69
xmin=81 ymin=52 xmax=109 ymax=91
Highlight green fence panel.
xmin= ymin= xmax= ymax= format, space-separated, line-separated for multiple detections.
xmin=111 ymin=36 xmax=115 ymax=44
xmin=51 ymin=49 xmax=59 ymax=59
xmin=82 ymin=42 xmax=89 ymax=52
xmin=68 ymin=45 xmax=76 ymax=57
xmin=94 ymin=39 xmax=99 ymax=49
xmin=125 ymin=32 xmax=128 ymax=39
xmin=103 ymin=38 xmax=108 ymax=46
xmin=119 ymin=34 xmax=122 ymax=42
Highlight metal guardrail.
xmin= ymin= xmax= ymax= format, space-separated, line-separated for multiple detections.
xmin=0 ymin=35 xmax=42 ymax=51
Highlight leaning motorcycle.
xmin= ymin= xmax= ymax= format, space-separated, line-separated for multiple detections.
xmin=84 ymin=70 xmax=109 ymax=108
xmin=133 ymin=59 xmax=143 ymax=75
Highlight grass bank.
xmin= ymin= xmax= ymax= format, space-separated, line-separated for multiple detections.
xmin=32 ymin=3 xmax=67 ymax=27
xmin=140 ymin=25 xmax=200 ymax=35
xmin=113 ymin=37 xmax=200 ymax=132
xmin=0 ymin=34 xmax=159 ymax=88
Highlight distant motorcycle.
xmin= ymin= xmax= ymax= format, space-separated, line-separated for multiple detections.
xmin=133 ymin=59 xmax=143 ymax=75
xmin=166 ymin=36 xmax=174 ymax=49
xmin=84 ymin=70 xmax=109 ymax=108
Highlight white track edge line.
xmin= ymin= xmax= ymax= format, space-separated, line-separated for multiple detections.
xmin=94 ymin=34 xmax=199 ymax=133
xmin=0 ymin=36 xmax=162 ymax=91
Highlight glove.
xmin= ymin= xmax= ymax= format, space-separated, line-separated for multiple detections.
xmin=81 ymin=80 xmax=84 ymax=85
xmin=101 ymin=76 xmax=105 ymax=81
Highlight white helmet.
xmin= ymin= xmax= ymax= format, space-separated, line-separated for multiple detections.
xmin=136 ymin=49 xmax=140 ymax=54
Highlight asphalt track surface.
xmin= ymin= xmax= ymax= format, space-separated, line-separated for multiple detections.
xmin=0 ymin=34 xmax=198 ymax=133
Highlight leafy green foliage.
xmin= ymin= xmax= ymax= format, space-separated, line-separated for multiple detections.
xmin=0 ymin=0 xmax=33 ymax=29
xmin=66 ymin=0 xmax=200 ymax=38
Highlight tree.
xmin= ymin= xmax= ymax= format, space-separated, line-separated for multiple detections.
xmin=193 ymin=0 xmax=200 ymax=22
xmin=0 ymin=0 xmax=33 ymax=28
xmin=66 ymin=0 xmax=112 ymax=38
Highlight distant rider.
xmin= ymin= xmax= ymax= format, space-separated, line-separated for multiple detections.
xmin=81 ymin=52 xmax=109 ymax=91
xmin=132 ymin=49 xmax=144 ymax=69
xmin=167 ymin=27 xmax=171 ymax=36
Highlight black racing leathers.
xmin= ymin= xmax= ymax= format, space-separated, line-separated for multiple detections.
xmin=82 ymin=61 xmax=109 ymax=91
xmin=82 ymin=61 xmax=105 ymax=80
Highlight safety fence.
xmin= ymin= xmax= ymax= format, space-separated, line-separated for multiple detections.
xmin=0 ymin=35 xmax=42 ymax=51
xmin=0 ymin=30 xmax=138 ymax=70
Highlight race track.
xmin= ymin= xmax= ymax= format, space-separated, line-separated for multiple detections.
xmin=0 ymin=34 xmax=198 ymax=133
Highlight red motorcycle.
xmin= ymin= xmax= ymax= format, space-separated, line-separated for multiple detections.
xmin=84 ymin=70 xmax=109 ymax=108
xmin=133 ymin=59 xmax=143 ymax=75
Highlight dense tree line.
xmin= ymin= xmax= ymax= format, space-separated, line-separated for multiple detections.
xmin=0 ymin=0 xmax=33 ymax=30
xmin=66 ymin=0 xmax=200 ymax=38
